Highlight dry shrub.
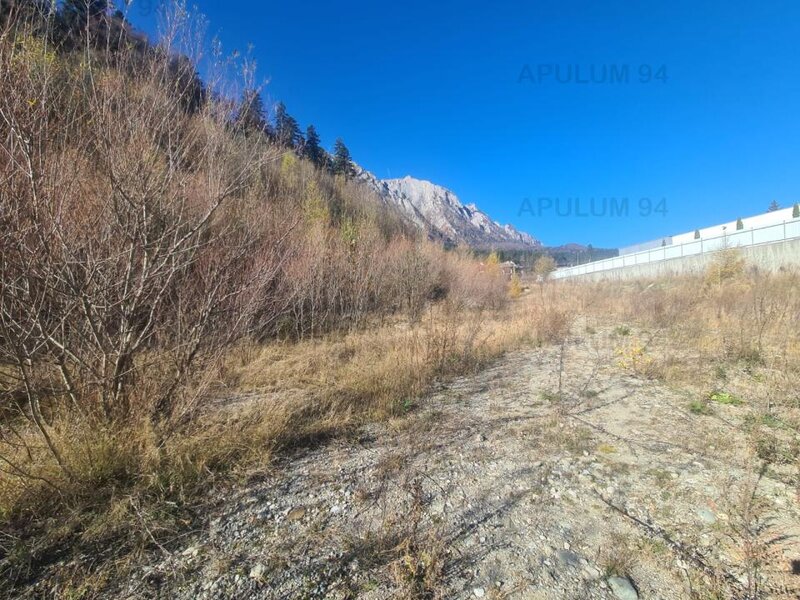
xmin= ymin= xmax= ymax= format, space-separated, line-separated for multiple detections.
xmin=533 ymin=255 xmax=557 ymax=281
xmin=508 ymin=273 xmax=523 ymax=299
xmin=719 ymin=475 xmax=800 ymax=599
xmin=0 ymin=6 xmax=581 ymax=594
xmin=389 ymin=480 xmax=445 ymax=599
xmin=441 ymin=249 xmax=508 ymax=311
xmin=704 ymin=247 xmax=746 ymax=288
xmin=529 ymin=283 xmax=574 ymax=344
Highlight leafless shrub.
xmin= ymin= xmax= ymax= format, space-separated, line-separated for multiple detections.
xmin=0 ymin=5 xmax=574 ymax=593
xmin=720 ymin=474 xmax=800 ymax=599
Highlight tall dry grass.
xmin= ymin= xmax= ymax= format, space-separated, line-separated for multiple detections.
xmin=0 ymin=6 xmax=560 ymax=592
xmin=571 ymin=257 xmax=800 ymax=388
xmin=569 ymin=254 xmax=800 ymax=497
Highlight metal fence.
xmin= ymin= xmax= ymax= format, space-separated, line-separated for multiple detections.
xmin=553 ymin=219 xmax=800 ymax=279
xmin=618 ymin=236 xmax=673 ymax=256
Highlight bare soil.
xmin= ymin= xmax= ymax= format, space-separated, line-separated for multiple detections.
xmin=102 ymin=327 xmax=800 ymax=599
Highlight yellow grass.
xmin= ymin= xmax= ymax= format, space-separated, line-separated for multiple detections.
xmin=0 ymin=287 xmax=574 ymax=580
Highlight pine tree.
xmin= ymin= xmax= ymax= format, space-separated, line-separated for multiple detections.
xmin=168 ymin=56 xmax=206 ymax=114
xmin=64 ymin=0 xmax=108 ymax=18
xmin=768 ymin=200 xmax=780 ymax=212
xmin=274 ymin=102 xmax=302 ymax=148
xmin=61 ymin=0 xmax=108 ymax=32
xmin=303 ymin=125 xmax=326 ymax=167
xmin=332 ymin=138 xmax=355 ymax=178
xmin=236 ymin=89 xmax=269 ymax=136
xmin=60 ymin=0 xmax=109 ymax=45
xmin=1 ymin=0 xmax=53 ymax=26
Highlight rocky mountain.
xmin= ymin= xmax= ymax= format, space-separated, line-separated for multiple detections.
xmin=357 ymin=168 xmax=540 ymax=250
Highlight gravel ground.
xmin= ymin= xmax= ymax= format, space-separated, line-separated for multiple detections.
xmin=97 ymin=329 xmax=800 ymax=598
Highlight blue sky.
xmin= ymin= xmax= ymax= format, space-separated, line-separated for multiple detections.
xmin=135 ymin=0 xmax=800 ymax=247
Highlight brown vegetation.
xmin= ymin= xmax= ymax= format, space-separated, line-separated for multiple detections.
xmin=0 ymin=7 xmax=558 ymax=592
xmin=1 ymin=6 xmax=798 ymax=598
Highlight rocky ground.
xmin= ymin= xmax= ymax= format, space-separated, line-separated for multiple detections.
xmin=109 ymin=328 xmax=799 ymax=599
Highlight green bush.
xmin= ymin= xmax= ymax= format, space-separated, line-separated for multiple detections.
xmin=708 ymin=390 xmax=743 ymax=406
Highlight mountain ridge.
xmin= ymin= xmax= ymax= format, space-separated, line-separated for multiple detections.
xmin=357 ymin=168 xmax=541 ymax=251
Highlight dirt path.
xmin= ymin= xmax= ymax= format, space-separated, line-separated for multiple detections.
xmin=117 ymin=329 xmax=800 ymax=599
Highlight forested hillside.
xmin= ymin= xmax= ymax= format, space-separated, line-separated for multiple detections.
xmin=0 ymin=3 xmax=530 ymax=593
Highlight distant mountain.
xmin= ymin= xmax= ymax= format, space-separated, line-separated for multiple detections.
xmin=357 ymin=169 xmax=540 ymax=250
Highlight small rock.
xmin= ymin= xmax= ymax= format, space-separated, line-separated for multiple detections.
xmin=697 ymin=508 xmax=717 ymax=525
xmin=608 ymin=576 xmax=639 ymax=600
xmin=556 ymin=549 xmax=582 ymax=568
xmin=583 ymin=565 xmax=602 ymax=580
xmin=250 ymin=564 xmax=266 ymax=580
xmin=473 ymin=588 xmax=486 ymax=598
xmin=286 ymin=506 xmax=306 ymax=521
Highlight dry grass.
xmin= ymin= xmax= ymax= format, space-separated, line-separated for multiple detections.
xmin=572 ymin=265 xmax=800 ymax=395
xmin=567 ymin=260 xmax=800 ymax=596
xmin=0 ymin=6 xmax=547 ymax=593
xmin=0 ymin=282 xmax=577 ymax=593
xmin=3 ymin=253 xmax=799 ymax=595
xmin=228 ymin=300 xmax=538 ymax=419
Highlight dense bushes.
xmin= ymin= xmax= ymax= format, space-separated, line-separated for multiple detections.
xmin=0 ymin=6 xmax=515 ymax=583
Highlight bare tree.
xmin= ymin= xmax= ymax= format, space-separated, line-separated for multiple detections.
xmin=0 ymin=6 xmax=290 ymax=480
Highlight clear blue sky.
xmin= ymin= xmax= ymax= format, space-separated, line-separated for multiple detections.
xmin=135 ymin=0 xmax=800 ymax=248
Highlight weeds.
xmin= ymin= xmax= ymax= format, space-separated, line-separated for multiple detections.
xmin=615 ymin=337 xmax=657 ymax=378
xmin=599 ymin=532 xmax=638 ymax=577
xmin=613 ymin=325 xmax=632 ymax=337
xmin=689 ymin=399 xmax=713 ymax=416
xmin=708 ymin=391 xmax=743 ymax=406
xmin=719 ymin=474 xmax=798 ymax=599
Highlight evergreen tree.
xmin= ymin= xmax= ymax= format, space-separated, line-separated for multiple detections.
xmin=58 ymin=0 xmax=108 ymax=45
xmin=236 ymin=89 xmax=269 ymax=136
xmin=165 ymin=55 xmax=206 ymax=114
xmin=332 ymin=138 xmax=355 ymax=178
xmin=274 ymin=102 xmax=302 ymax=148
xmin=1 ymin=1 xmax=55 ymax=29
xmin=303 ymin=124 xmax=326 ymax=167
xmin=61 ymin=0 xmax=107 ymax=35
xmin=768 ymin=200 xmax=780 ymax=212
xmin=736 ymin=218 xmax=744 ymax=230
xmin=1 ymin=1 xmax=39 ymax=19
xmin=793 ymin=203 xmax=800 ymax=219
xmin=64 ymin=0 xmax=108 ymax=18
xmin=694 ymin=229 xmax=701 ymax=240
